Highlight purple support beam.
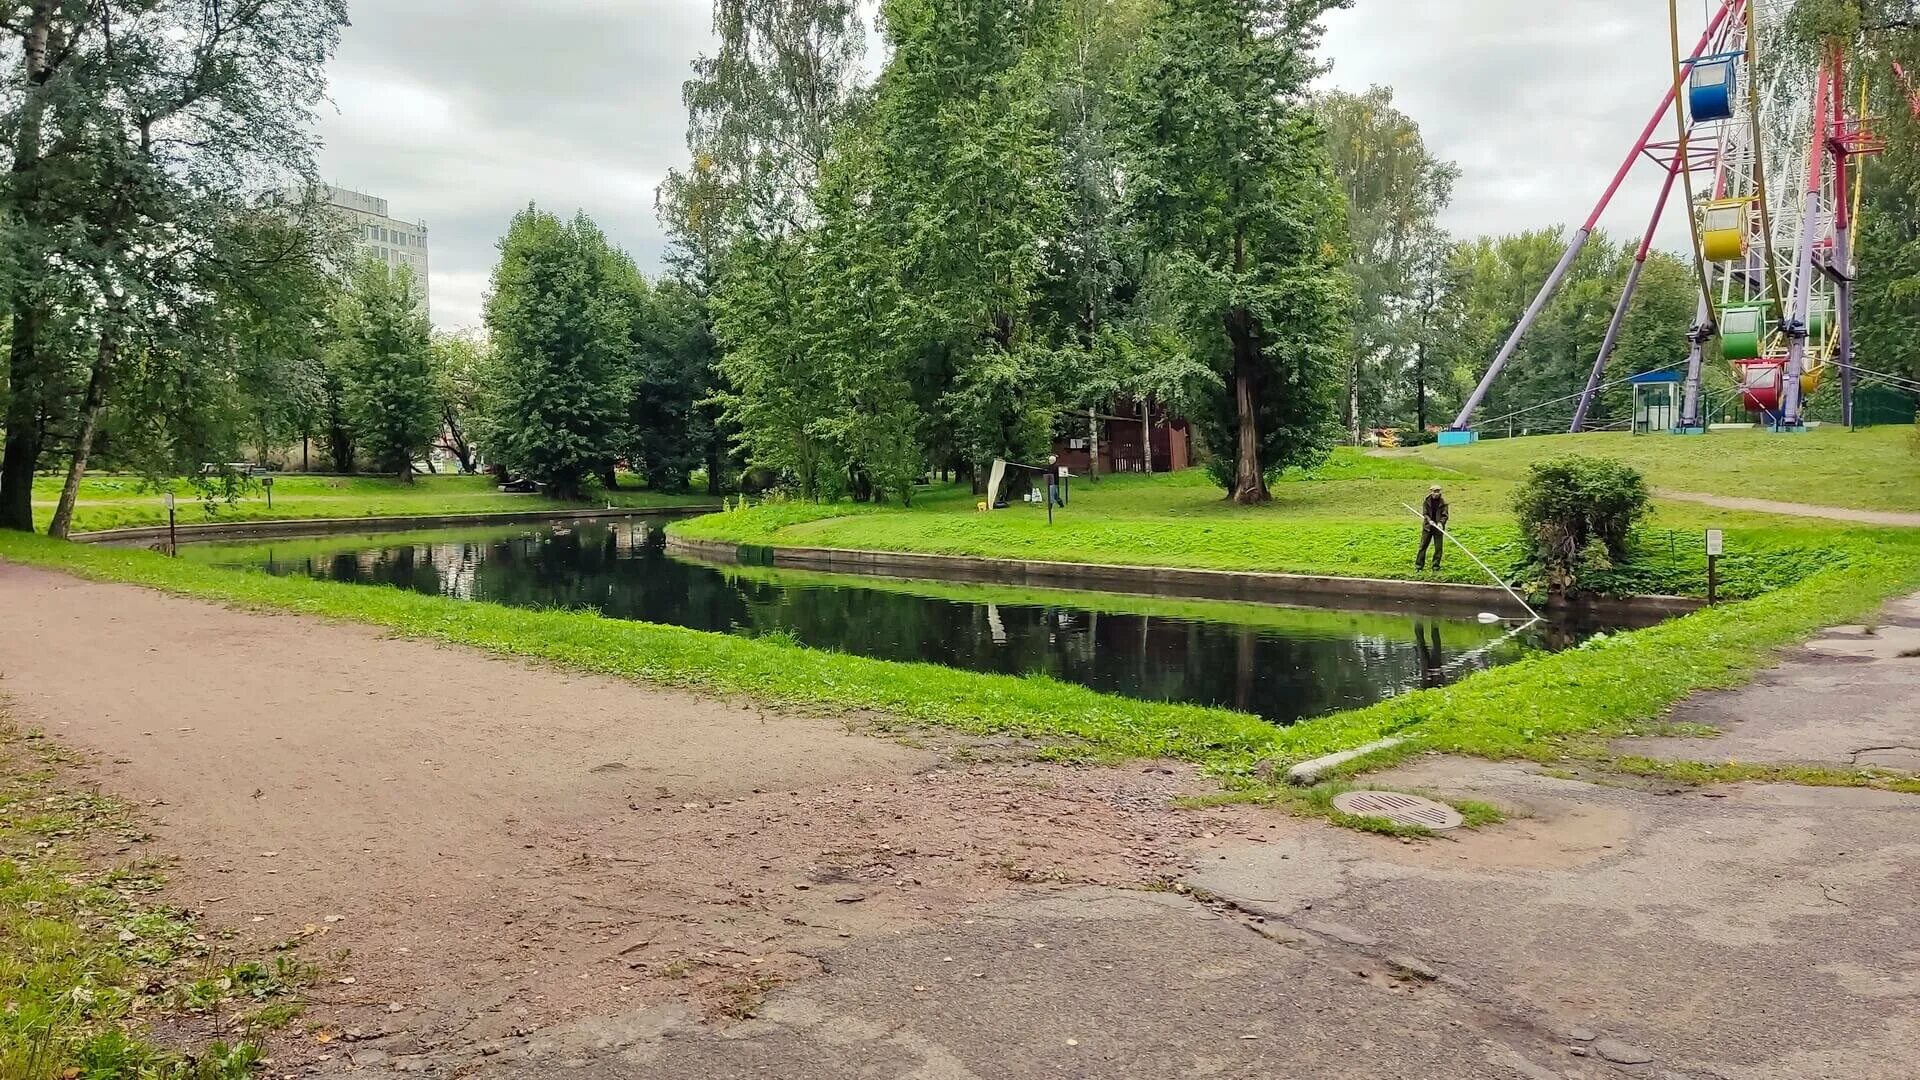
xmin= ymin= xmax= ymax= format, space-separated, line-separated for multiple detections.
xmin=1780 ymin=64 xmax=1831 ymax=429
xmin=1571 ymin=259 xmax=1647 ymax=433
xmin=1680 ymin=294 xmax=1711 ymax=426
xmin=1451 ymin=229 xmax=1592 ymax=431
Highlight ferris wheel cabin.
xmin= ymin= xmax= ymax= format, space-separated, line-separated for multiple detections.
xmin=1689 ymin=58 xmax=1737 ymax=121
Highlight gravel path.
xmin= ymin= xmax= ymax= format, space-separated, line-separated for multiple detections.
xmin=1655 ymin=488 xmax=1920 ymax=526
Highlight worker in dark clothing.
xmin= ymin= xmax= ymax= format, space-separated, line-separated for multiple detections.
xmin=1416 ymin=484 xmax=1449 ymax=572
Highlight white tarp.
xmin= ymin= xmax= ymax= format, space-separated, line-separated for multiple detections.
xmin=986 ymin=458 xmax=1007 ymax=508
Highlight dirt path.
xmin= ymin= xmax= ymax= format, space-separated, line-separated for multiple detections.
xmin=10 ymin=560 xmax=1919 ymax=1078
xmin=0 ymin=562 xmax=1229 ymax=1063
xmin=1654 ymin=488 xmax=1920 ymax=526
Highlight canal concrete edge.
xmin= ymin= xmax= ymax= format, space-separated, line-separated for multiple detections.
xmin=662 ymin=534 xmax=1702 ymax=619
xmin=73 ymin=504 xmax=720 ymax=547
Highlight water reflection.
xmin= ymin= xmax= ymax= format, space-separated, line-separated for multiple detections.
xmin=214 ymin=518 xmax=1630 ymax=725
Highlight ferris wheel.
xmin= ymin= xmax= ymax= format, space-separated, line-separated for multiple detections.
xmin=1439 ymin=0 xmax=1884 ymax=443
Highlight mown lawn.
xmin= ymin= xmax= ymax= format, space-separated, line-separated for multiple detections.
xmin=30 ymin=473 xmax=716 ymax=533
xmin=1400 ymin=425 xmax=1920 ymax=511
xmin=672 ymin=445 xmax=1894 ymax=599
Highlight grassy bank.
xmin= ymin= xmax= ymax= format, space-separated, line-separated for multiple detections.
xmin=1 ymin=723 xmax=311 ymax=1078
xmin=671 ymin=449 xmax=1884 ymax=599
xmin=32 ymin=473 xmax=715 ymax=534
xmin=6 ymin=530 xmax=1918 ymax=786
xmin=1401 ymin=425 xmax=1920 ymax=511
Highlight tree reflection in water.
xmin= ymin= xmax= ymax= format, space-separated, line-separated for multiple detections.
xmin=222 ymin=519 xmax=1636 ymax=725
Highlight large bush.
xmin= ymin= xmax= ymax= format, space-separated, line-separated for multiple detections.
xmin=1512 ymin=455 xmax=1652 ymax=594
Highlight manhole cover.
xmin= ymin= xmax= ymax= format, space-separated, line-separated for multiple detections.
xmin=1331 ymin=790 xmax=1464 ymax=831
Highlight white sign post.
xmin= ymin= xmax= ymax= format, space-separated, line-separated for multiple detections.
xmin=1704 ymin=529 xmax=1724 ymax=604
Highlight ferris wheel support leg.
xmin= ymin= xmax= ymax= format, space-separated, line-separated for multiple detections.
xmin=1679 ymin=296 xmax=1712 ymax=431
xmin=1779 ymin=188 xmax=1825 ymax=425
xmin=1835 ymin=221 xmax=1850 ymax=424
xmin=1449 ymin=228 xmax=1592 ymax=437
xmin=1571 ymin=259 xmax=1647 ymax=434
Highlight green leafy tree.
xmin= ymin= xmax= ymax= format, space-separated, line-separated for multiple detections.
xmin=1854 ymin=23 xmax=1920 ymax=397
xmin=0 ymin=0 xmax=348 ymax=532
xmin=1126 ymin=0 xmax=1352 ymax=503
xmin=624 ymin=277 xmax=715 ymax=492
xmin=1317 ymin=86 xmax=1459 ymax=441
xmin=481 ymin=207 xmax=633 ymax=500
xmin=871 ymin=0 xmax=1068 ymax=481
xmin=431 ymin=331 xmax=489 ymax=474
xmin=336 ymin=261 xmax=439 ymax=480
xmin=1433 ymin=230 xmax=1696 ymax=433
xmin=658 ymin=0 xmax=870 ymax=497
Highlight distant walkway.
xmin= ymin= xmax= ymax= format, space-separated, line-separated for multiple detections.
xmin=1656 ymin=489 xmax=1920 ymax=527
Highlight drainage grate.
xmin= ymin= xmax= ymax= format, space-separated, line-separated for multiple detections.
xmin=1331 ymin=790 xmax=1464 ymax=831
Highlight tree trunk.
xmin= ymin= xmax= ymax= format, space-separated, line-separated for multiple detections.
xmin=1227 ymin=307 xmax=1269 ymax=505
xmin=1414 ymin=338 xmax=1428 ymax=434
xmin=601 ymin=463 xmax=620 ymax=491
xmin=1087 ymin=406 xmax=1100 ymax=478
xmin=444 ymin=407 xmax=474 ymax=473
xmin=0 ymin=4 xmax=58 ymax=533
xmin=1348 ymin=361 xmax=1361 ymax=445
xmin=0 ymin=302 xmax=45 ymax=532
xmin=0 ymin=417 xmax=40 ymax=532
xmin=47 ymin=325 xmax=115 ymax=539
xmin=1139 ymin=395 xmax=1153 ymax=474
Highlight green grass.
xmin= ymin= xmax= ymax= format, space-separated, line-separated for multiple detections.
xmin=6 ymin=528 xmax=1917 ymax=785
xmin=0 ymin=725 xmax=312 ymax=1079
xmin=31 ymin=472 xmax=715 ymax=534
xmin=672 ymin=446 xmax=1891 ymax=599
xmin=1400 ymin=425 xmax=1920 ymax=512
xmin=1602 ymin=755 xmax=1920 ymax=795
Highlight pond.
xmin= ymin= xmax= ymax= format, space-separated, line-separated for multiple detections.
xmin=187 ymin=516 xmax=1643 ymax=725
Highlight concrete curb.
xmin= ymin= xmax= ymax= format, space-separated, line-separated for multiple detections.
xmin=1286 ymin=738 xmax=1407 ymax=786
xmin=663 ymin=534 xmax=1702 ymax=619
xmin=73 ymin=504 xmax=719 ymax=547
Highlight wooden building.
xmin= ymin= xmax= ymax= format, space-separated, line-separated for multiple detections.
xmin=1053 ymin=400 xmax=1192 ymax=476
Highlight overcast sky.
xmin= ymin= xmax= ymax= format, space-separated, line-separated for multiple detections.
xmin=314 ymin=1 xmax=1716 ymax=330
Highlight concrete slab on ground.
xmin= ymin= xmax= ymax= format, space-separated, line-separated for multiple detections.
xmin=1613 ymin=592 xmax=1920 ymax=771
xmin=353 ymin=887 xmax=1610 ymax=1080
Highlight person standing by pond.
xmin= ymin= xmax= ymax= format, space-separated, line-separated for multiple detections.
xmin=1416 ymin=484 xmax=1448 ymax=572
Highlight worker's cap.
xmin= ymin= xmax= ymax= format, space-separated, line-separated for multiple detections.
xmin=1429 ymin=484 xmax=1442 ymax=492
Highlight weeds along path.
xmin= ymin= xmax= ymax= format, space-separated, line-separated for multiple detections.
xmin=0 ymin=561 xmax=1234 ymax=1067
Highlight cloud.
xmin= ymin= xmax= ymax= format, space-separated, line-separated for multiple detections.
xmin=316 ymin=0 xmax=714 ymax=328
xmin=1320 ymin=0 xmax=1715 ymax=255
xmin=317 ymin=0 xmax=1717 ymax=329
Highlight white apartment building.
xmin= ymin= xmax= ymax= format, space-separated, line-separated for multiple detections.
xmin=322 ymin=185 xmax=430 ymax=318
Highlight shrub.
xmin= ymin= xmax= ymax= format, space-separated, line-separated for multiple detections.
xmin=1512 ymin=455 xmax=1652 ymax=595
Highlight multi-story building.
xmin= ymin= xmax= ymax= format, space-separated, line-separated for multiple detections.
xmin=322 ymin=185 xmax=430 ymax=319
